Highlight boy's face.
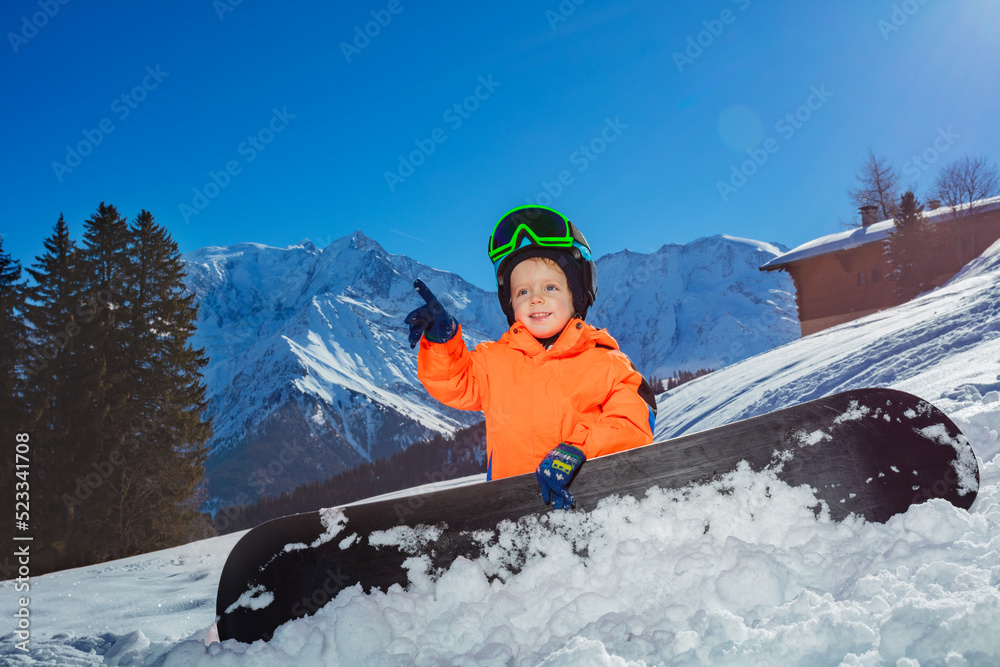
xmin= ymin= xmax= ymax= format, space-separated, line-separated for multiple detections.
xmin=510 ymin=257 xmax=575 ymax=339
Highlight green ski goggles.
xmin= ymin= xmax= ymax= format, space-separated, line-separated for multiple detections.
xmin=488 ymin=206 xmax=580 ymax=273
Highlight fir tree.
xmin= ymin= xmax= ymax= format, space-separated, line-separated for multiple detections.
xmin=0 ymin=236 xmax=27 ymax=418
xmin=0 ymin=237 xmax=29 ymax=516
xmin=667 ymin=368 xmax=714 ymax=391
xmin=22 ymin=214 xmax=80 ymax=386
xmin=885 ymin=192 xmax=931 ymax=303
xmin=25 ymin=205 xmax=214 ymax=569
xmin=63 ymin=203 xmax=132 ymax=564
xmin=113 ymin=210 xmax=213 ymax=554
xmin=21 ymin=215 xmax=86 ymax=570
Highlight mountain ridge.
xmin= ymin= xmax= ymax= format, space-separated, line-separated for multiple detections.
xmin=182 ymin=230 xmax=797 ymax=505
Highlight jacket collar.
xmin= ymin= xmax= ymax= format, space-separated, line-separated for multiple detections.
xmin=502 ymin=318 xmax=620 ymax=358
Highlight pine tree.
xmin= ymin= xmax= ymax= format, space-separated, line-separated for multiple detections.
xmin=885 ymin=192 xmax=931 ymax=303
xmin=667 ymin=368 xmax=714 ymax=391
xmin=21 ymin=215 xmax=87 ymax=570
xmin=61 ymin=203 xmax=132 ymax=564
xmin=0 ymin=237 xmax=29 ymax=522
xmin=18 ymin=205 xmax=215 ymax=572
xmin=0 ymin=236 xmax=27 ymax=419
xmin=113 ymin=210 xmax=213 ymax=554
xmin=22 ymin=215 xmax=79 ymax=386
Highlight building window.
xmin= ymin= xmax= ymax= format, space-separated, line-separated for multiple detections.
xmin=872 ymin=268 xmax=881 ymax=283
xmin=858 ymin=272 xmax=867 ymax=286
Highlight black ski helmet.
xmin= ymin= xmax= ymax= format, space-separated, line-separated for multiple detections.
xmin=488 ymin=205 xmax=598 ymax=325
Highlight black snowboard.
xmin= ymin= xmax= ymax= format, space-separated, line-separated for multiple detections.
xmin=215 ymin=388 xmax=979 ymax=643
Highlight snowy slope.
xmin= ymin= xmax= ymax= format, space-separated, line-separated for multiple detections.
xmin=654 ymin=237 xmax=1000 ymax=457
xmin=4 ymin=242 xmax=1000 ymax=664
xmin=184 ymin=232 xmax=796 ymax=504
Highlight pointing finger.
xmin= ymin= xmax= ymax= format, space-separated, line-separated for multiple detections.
xmin=413 ymin=279 xmax=437 ymax=304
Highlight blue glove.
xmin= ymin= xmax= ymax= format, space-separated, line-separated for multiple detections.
xmin=536 ymin=443 xmax=586 ymax=510
xmin=405 ymin=279 xmax=458 ymax=349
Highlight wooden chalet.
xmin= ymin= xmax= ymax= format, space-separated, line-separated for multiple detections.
xmin=760 ymin=197 xmax=1000 ymax=336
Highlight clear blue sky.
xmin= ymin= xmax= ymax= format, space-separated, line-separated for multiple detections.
xmin=4 ymin=0 xmax=999 ymax=291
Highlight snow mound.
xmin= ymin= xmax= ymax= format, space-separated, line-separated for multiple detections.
xmin=108 ymin=460 xmax=1000 ymax=665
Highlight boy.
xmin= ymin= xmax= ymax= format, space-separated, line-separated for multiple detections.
xmin=405 ymin=205 xmax=655 ymax=509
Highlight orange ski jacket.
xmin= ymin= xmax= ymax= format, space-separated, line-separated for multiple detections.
xmin=417 ymin=319 xmax=655 ymax=480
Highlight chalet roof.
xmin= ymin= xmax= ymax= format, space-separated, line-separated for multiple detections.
xmin=760 ymin=196 xmax=1000 ymax=271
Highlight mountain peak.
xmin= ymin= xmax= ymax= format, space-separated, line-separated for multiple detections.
xmin=322 ymin=229 xmax=382 ymax=255
xmin=350 ymin=229 xmax=372 ymax=249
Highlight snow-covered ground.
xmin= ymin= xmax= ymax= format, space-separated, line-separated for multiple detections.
xmin=5 ymin=240 xmax=1000 ymax=665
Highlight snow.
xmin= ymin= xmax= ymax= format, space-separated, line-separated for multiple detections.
xmin=760 ymin=195 xmax=1000 ymax=270
xmin=223 ymin=586 xmax=273 ymax=616
xmin=283 ymin=508 xmax=348 ymax=554
xmin=6 ymin=241 xmax=1000 ymax=665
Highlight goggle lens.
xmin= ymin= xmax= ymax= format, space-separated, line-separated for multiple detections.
xmin=488 ymin=207 xmax=574 ymax=264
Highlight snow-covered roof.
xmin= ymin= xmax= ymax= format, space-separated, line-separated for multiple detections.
xmin=760 ymin=196 xmax=1000 ymax=271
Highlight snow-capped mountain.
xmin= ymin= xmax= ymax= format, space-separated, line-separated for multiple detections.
xmin=183 ymin=232 xmax=509 ymax=505
xmin=9 ymin=237 xmax=1000 ymax=666
xmin=591 ymin=235 xmax=799 ymax=378
xmin=183 ymin=232 xmax=797 ymax=504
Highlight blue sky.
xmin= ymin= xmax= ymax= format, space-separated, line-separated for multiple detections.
xmin=3 ymin=0 xmax=999 ymax=291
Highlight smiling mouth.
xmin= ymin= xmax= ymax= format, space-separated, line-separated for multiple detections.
xmin=530 ymin=312 xmax=551 ymax=319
